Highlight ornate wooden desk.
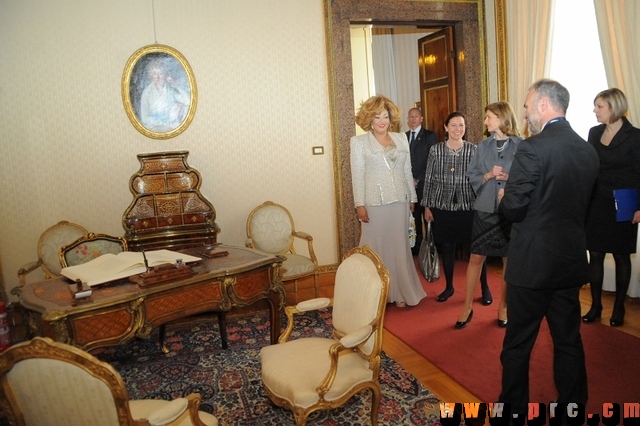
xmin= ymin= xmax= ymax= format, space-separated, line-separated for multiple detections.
xmin=17 ymin=245 xmax=285 ymax=351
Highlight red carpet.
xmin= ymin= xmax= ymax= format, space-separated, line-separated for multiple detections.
xmin=384 ymin=260 xmax=640 ymax=415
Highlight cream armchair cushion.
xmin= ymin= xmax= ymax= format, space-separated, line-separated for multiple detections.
xmin=0 ymin=337 xmax=217 ymax=426
xmin=59 ymin=232 xmax=128 ymax=268
xmin=260 ymin=245 xmax=389 ymax=425
xmin=245 ymin=201 xmax=318 ymax=281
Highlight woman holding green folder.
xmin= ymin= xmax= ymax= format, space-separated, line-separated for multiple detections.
xmin=583 ymin=88 xmax=640 ymax=327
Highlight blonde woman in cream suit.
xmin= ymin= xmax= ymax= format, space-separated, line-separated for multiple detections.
xmin=351 ymin=95 xmax=427 ymax=307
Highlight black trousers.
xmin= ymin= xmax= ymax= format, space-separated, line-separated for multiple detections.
xmin=499 ymin=285 xmax=588 ymax=415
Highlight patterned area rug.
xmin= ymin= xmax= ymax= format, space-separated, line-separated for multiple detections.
xmin=92 ymin=309 xmax=441 ymax=425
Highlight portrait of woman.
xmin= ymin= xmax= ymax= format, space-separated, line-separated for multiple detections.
xmin=123 ymin=45 xmax=197 ymax=139
xmin=136 ymin=57 xmax=191 ymax=132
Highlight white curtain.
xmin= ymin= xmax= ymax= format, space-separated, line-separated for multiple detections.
xmin=371 ymin=28 xmax=398 ymax=104
xmin=593 ymin=0 xmax=640 ymax=125
xmin=506 ymin=0 xmax=555 ymax=132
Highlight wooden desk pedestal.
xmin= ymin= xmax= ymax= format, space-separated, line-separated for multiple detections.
xmin=18 ymin=246 xmax=285 ymax=351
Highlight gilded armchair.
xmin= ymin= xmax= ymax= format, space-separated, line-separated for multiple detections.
xmin=15 ymin=221 xmax=88 ymax=293
xmin=259 ymin=245 xmax=390 ymax=425
xmin=245 ymin=201 xmax=318 ymax=293
xmin=0 ymin=337 xmax=218 ymax=426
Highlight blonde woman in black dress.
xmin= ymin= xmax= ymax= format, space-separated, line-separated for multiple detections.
xmin=582 ymin=88 xmax=640 ymax=327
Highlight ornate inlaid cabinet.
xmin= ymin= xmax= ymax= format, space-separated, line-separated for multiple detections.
xmin=122 ymin=151 xmax=220 ymax=251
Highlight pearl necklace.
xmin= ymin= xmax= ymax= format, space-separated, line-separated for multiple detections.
xmin=496 ymin=138 xmax=510 ymax=153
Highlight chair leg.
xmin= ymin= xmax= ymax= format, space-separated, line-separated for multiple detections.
xmin=370 ymin=385 xmax=381 ymax=426
xmin=217 ymin=312 xmax=228 ymax=349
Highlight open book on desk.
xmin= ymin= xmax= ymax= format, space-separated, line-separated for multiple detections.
xmin=60 ymin=249 xmax=201 ymax=287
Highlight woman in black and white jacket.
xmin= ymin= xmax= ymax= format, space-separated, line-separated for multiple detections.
xmin=422 ymin=111 xmax=477 ymax=303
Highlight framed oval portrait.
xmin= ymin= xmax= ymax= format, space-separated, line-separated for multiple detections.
xmin=122 ymin=44 xmax=197 ymax=139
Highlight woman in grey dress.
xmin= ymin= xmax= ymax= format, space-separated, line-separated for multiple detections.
xmin=350 ymin=95 xmax=426 ymax=307
xmin=455 ymin=101 xmax=522 ymax=329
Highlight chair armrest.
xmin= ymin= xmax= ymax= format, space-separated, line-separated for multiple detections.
xmin=245 ymin=238 xmax=254 ymax=248
xmin=296 ymin=297 xmax=331 ymax=312
xmin=292 ymin=231 xmax=312 ymax=241
xmin=292 ymin=231 xmax=318 ymax=266
xmin=144 ymin=394 xmax=208 ymax=426
xmin=17 ymin=259 xmax=44 ymax=288
xmin=278 ymin=298 xmax=334 ymax=343
xmin=146 ymin=398 xmax=189 ymax=426
xmin=339 ymin=325 xmax=373 ymax=349
xmin=316 ymin=325 xmax=375 ymax=397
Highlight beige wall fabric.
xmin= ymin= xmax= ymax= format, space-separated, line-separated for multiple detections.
xmin=0 ymin=0 xmax=337 ymax=298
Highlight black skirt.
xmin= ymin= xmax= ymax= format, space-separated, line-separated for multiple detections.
xmin=470 ymin=211 xmax=511 ymax=257
xmin=586 ymin=195 xmax=638 ymax=254
xmin=430 ymin=208 xmax=473 ymax=244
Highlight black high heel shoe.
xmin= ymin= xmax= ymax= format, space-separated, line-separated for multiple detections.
xmin=610 ymin=306 xmax=625 ymax=327
xmin=497 ymin=319 xmax=507 ymax=328
xmin=581 ymin=306 xmax=602 ymax=323
xmin=455 ymin=310 xmax=473 ymax=329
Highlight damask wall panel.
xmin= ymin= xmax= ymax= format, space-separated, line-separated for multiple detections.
xmin=0 ymin=0 xmax=337 ymax=298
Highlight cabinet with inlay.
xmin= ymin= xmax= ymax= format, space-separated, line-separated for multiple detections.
xmin=123 ymin=151 xmax=220 ymax=251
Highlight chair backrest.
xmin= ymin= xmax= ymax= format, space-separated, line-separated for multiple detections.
xmin=331 ymin=245 xmax=389 ymax=356
xmin=59 ymin=233 xmax=128 ymax=268
xmin=0 ymin=337 xmax=131 ymax=426
xmin=246 ymin=201 xmax=295 ymax=255
xmin=37 ymin=221 xmax=89 ymax=278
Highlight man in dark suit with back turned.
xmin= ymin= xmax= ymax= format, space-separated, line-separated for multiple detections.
xmin=497 ymin=79 xmax=599 ymax=425
xmin=406 ymin=107 xmax=438 ymax=255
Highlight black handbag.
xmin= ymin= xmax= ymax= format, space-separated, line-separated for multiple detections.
xmin=418 ymin=221 xmax=439 ymax=282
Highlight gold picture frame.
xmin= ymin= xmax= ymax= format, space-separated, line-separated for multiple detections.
xmin=122 ymin=44 xmax=197 ymax=139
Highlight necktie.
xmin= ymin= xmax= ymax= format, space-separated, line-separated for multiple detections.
xmin=410 ymin=131 xmax=416 ymax=145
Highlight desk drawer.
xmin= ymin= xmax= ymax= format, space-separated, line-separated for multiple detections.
xmin=145 ymin=281 xmax=223 ymax=325
xmin=71 ymin=308 xmax=136 ymax=350
xmin=228 ymin=268 xmax=271 ymax=303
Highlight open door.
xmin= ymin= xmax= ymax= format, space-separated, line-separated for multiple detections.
xmin=418 ymin=27 xmax=457 ymax=143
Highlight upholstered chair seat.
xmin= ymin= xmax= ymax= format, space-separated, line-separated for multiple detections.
xmin=260 ymin=334 xmax=374 ymax=409
xmin=280 ymin=254 xmax=316 ymax=278
xmin=260 ymin=245 xmax=389 ymax=425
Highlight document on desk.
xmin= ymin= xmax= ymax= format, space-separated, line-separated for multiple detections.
xmin=61 ymin=250 xmax=201 ymax=287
